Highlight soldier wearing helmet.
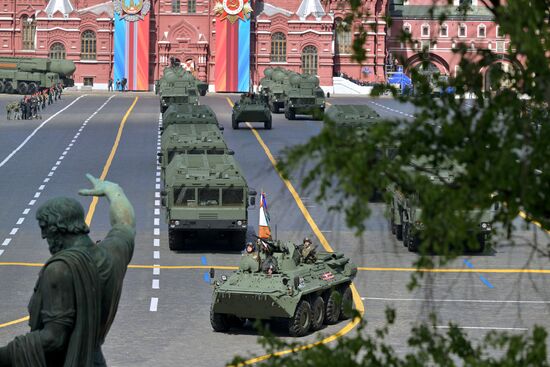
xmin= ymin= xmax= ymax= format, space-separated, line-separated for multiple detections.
xmin=300 ymin=237 xmax=317 ymax=264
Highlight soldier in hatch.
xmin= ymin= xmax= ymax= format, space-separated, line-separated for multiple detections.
xmin=300 ymin=237 xmax=317 ymax=264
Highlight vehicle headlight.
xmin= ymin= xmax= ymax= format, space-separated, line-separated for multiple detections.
xmin=221 ymin=275 xmax=227 ymax=282
xmin=481 ymin=222 xmax=491 ymax=230
xmin=237 ymin=220 xmax=242 ymax=226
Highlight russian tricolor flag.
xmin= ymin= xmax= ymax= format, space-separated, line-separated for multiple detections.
xmin=258 ymin=192 xmax=271 ymax=239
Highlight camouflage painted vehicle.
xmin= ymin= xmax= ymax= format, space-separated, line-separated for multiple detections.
xmin=159 ymin=84 xmax=199 ymax=113
xmin=231 ymin=93 xmax=272 ymax=129
xmin=387 ymin=167 xmax=493 ymax=252
xmin=161 ymin=104 xmax=221 ymax=131
xmin=157 ymin=57 xmax=207 ymax=112
xmin=158 ymin=124 xmax=228 ymax=178
xmin=162 ymin=153 xmax=256 ymax=250
xmin=0 ymin=57 xmax=75 ymax=94
xmin=210 ymin=240 xmax=357 ymax=336
xmin=283 ymin=74 xmax=325 ymax=120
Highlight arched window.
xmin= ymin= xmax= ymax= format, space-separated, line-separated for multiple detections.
xmin=458 ymin=23 xmax=467 ymax=37
xmin=335 ymin=18 xmax=352 ymax=54
xmin=403 ymin=22 xmax=411 ymax=35
xmin=21 ymin=15 xmax=36 ymax=50
xmin=477 ymin=24 xmax=486 ymax=38
xmin=301 ymin=45 xmax=318 ymax=75
xmin=270 ymin=32 xmax=286 ymax=62
xmin=49 ymin=42 xmax=66 ymax=59
xmin=439 ymin=23 xmax=448 ymax=37
xmin=81 ymin=30 xmax=96 ymax=60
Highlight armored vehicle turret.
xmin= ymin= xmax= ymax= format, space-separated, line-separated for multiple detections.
xmin=162 ymin=104 xmax=221 ymax=131
xmin=159 ymin=124 xmax=229 ymax=178
xmin=210 ymin=240 xmax=357 ymax=336
xmin=163 ymin=153 xmax=256 ymax=250
xmin=0 ymin=57 xmax=75 ymax=94
xmin=232 ymin=93 xmax=272 ymax=130
xmin=283 ymin=74 xmax=325 ymax=120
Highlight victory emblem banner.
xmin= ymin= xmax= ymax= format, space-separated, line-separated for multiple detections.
xmin=214 ymin=0 xmax=251 ymax=92
xmin=113 ymin=0 xmax=150 ymax=91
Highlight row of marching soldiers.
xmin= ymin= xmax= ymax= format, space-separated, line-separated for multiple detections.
xmin=6 ymin=84 xmax=63 ymax=120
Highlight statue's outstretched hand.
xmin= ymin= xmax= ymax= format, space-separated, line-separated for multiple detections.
xmin=79 ymin=173 xmax=119 ymax=197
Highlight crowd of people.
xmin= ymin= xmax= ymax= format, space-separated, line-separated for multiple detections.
xmin=5 ymin=84 xmax=63 ymax=120
xmin=334 ymin=71 xmax=376 ymax=87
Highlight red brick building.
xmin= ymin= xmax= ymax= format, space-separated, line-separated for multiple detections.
xmin=0 ymin=0 xmax=507 ymax=91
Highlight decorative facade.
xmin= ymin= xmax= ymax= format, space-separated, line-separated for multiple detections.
xmin=0 ymin=0 xmax=506 ymax=90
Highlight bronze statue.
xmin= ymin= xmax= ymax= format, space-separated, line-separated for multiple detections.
xmin=0 ymin=174 xmax=136 ymax=367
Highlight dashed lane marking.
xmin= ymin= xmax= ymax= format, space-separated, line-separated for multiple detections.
xmin=153 ymin=251 xmax=160 ymax=260
xmin=152 ymin=279 xmax=160 ymax=289
xmin=9 ymin=228 xmax=18 ymax=235
xmin=149 ymin=298 xmax=158 ymax=312
xmin=16 ymin=218 xmax=24 ymax=225
xmin=22 ymin=209 xmax=30 ymax=215
xmin=0 ymin=95 xmax=86 ymax=168
xmin=1 ymin=239 xmax=11 ymax=247
xmin=0 ymin=250 xmax=4 ymax=257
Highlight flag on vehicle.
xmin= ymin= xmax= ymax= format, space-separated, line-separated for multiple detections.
xmin=258 ymin=192 xmax=271 ymax=239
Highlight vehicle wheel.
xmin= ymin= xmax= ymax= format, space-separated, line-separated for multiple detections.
xmin=168 ymin=228 xmax=182 ymax=251
xmin=339 ymin=285 xmax=353 ymax=320
xmin=324 ymin=289 xmax=341 ymax=324
xmin=0 ymin=81 xmax=4 ymax=94
xmin=28 ymin=82 xmax=38 ymax=94
xmin=232 ymin=117 xmax=239 ymax=129
xmin=17 ymin=82 xmax=28 ymax=95
xmin=402 ymin=223 xmax=409 ymax=248
xmin=405 ymin=225 xmax=419 ymax=252
xmin=200 ymin=90 xmax=207 ymax=96
xmin=310 ymin=296 xmax=325 ymax=331
xmin=390 ymin=217 xmax=396 ymax=235
xmin=4 ymin=81 xmax=14 ymax=94
xmin=264 ymin=116 xmax=272 ymax=130
xmin=288 ymin=299 xmax=312 ymax=337
xmin=210 ymin=309 xmax=230 ymax=332
xmin=395 ymin=224 xmax=403 ymax=241
xmin=289 ymin=110 xmax=295 ymax=120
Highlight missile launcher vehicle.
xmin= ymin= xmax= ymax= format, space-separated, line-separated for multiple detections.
xmin=162 ymin=153 xmax=256 ymax=250
xmin=231 ymin=93 xmax=272 ymax=130
xmin=161 ymin=104 xmax=221 ymax=131
xmin=0 ymin=56 xmax=75 ymax=94
xmin=210 ymin=240 xmax=357 ymax=336
xmin=284 ymin=74 xmax=325 ymax=120
xmin=324 ymin=104 xmax=381 ymax=128
xmin=158 ymin=124 xmax=229 ymax=178
xmin=259 ymin=67 xmax=294 ymax=113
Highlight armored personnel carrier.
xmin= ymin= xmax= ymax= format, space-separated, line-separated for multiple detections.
xmin=284 ymin=74 xmax=325 ymax=120
xmin=159 ymin=124 xmax=228 ymax=178
xmin=162 ymin=153 xmax=256 ymax=250
xmin=210 ymin=240 xmax=357 ymax=336
xmin=387 ymin=162 xmax=493 ymax=252
xmin=161 ymin=104 xmax=221 ymax=131
xmin=231 ymin=93 xmax=272 ymax=129
xmin=0 ymin=56 xmax=75 ymax=94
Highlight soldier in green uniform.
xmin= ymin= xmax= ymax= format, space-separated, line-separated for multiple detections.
xmin=300 ymin=237 xmax=317 ymax=264
xmin=5 ymin=102 xmax=12 ymax=120
xmin=0 ymin=174 xmax=136 ymax=367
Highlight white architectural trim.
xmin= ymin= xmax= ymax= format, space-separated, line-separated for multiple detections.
xmin=421 ymin=23 xmax=430 ymax=38
xmin=37 ymin=27 xmax=79 ymax=32
xmin=439 ymin=23 xmax=448 ymax=37
xmin=477 ymin=23 xmax=486 ymax=38
xmin=288 ymin=30 xmax=332 ymax=35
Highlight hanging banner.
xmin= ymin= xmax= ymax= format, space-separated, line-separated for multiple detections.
xmin=113 ymin=0 xmax=150 ymax=91
xmin=214 ymin=0 xmax=251 ymax=92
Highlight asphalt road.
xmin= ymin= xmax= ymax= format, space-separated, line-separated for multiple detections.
xmin=0 ymin=92 xmax=548 ymax=365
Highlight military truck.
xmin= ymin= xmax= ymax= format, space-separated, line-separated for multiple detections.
xmin=260 ymin=68 xmax=293 ymax=113
xmin=162 ymin=153 xmax=256 ymax=250
xmin=284 ymin=74 xmax=325 ymax=120
xmin=0 ymin=57 xmax=75 ymax=94
xmin=158 ymin=124 xmax=228 ymax=178
xmin=159 ymin=85 xmax=199 ymax=113
xmin=210 ymin=240 xmax=357 ymax=336
xmin=387 ymin=168 xmax=493 ymax=252
xmin=161 ymin=104 xmax=221 ymax=131
xmin=157 ymin=58 xmax=207 ymax=111
xmin=324 ymin=104 xmax=380 ymax=127
xmin=232 ymin=93 xmax=272 ymax=129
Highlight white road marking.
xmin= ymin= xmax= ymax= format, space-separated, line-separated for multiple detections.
xmin=34 ymin=192 xmax=41 ymax=198
xmin=435 ymin=326 xmax=528 ymax=331
xmin=153 ymin=251 xmax=160 ymax=259
xmin=154 ymin=218 xmax=160 ymax=226
xmin=156 ymin=172 xmax=160 ymax=177
xmin=362 ymin=297 xmax=550 ymax=304
xmin=59 ymin=155 xmax=65 ymax=160
xmin=16 ymin=218 xmax=24 ymax=225
xmin=155 ymin=192 xmax=160 ymax=198
xmin=51 ymin=166 xmax=57 ymax=171
xmin=154 ymin=200 xmax=160 ymax=206
xmin=23 ymin=208 xmax=30 ymax=215
xmin=48 ymin=172 xmax=54 ymax=177
xmin=149 ymin=297 xmax=158 ymax=312
xmin=43 ymin=178 xmax=50 ymax=183
xmin=55 ymin=161 xmax=61 ymax=166
xmin=155 ymin=184 xmax=161 ymax=190
xmin=153 ymin=266 xmax=160 ymax=275
xmin=156 ymin=177 xmax=160 ymax=183
xmin=153 ymin=239 xmax=160 ymax=247
xmin=152 ymin=279 xmax=160 ymax=289
xmin=153 ymin=228 xmax=160 ymax=236
xmin=1 ymin=239 xmax=11 ymax=246
xmin=9 ymin=228 xmax=18 ymax=235
xmin=38 ymin=185 xmax=45 ymax=190
xmin=0 ymin=96 xmax=85 ymax=168
xmin=0 ymin=250 xmax=3 ymax=257
xmin=154 ymin=208 xmax=160 ymax=215
xmin=29 ymin=200 xmax=36 ymax=206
